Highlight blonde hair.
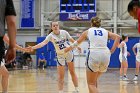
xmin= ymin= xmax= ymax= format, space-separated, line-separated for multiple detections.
xmin=91 ymin=17 xmax=101 ymax=28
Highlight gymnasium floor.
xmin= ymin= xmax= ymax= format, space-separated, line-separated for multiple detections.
xmin=0 ymin=67 xmax=139 ymax=93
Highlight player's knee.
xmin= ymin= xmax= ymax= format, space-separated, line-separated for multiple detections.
xmin=2 ymin=71 xmax=9 ymax=78
xmin=58 ymin=74 xmax=64 ymax=80
xmin=69 ymin=70 xmax=75 ymax=75
xmin=87 ymin=82 xmax=97 ymax=86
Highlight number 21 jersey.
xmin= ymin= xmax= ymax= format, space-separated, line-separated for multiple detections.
xmin=46 ymin=30 xmax=72 ymax=50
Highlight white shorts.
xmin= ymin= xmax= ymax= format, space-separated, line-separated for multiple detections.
xmin=86 ymin=48 xmax=111 ymax=72
xmin=56 ymin=50 xmax=74 ymax=66
xmin=136 ymin=55 xmax=140 ymax=62
xmin=119 ymin=54 xmax=127 ymax=63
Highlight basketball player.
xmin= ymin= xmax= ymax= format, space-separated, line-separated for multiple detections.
xmin=27 ymin=21 xmax=81 ymax=93
xmin=0 ymin=0 xmax=17 ymax=93
xmin=118 ymin=35 xmax=130 ymax=81
xmin=127 ymin=0 xmax=140 ymax=33
xmin=132 ymin=39 xmax=140 ymax=80
xmin=64 ymin=17 xmax=120 ymax=93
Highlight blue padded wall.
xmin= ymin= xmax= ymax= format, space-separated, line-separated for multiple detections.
xmin=108 ymin=37 xmax=140 ymax=68
xmin=36 ymin=37 xmax=57 ymax=67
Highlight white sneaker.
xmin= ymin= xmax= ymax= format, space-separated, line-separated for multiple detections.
xmin=75 ymin=90 xmax=79 ymax=93
xmin=75 ymin=87 xmax=79 ymax=93
xmin=133 ymin=76 xmax=138 ymax=81
xmin=123 ymin=76 xmax=129 ymax=81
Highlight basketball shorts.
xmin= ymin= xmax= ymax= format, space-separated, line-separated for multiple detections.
xmin=56 ymin=50 xmax=74 ymax=66
xmin=136 ymin=55 xmax=140 ymax=62
xmin=0 ymin=37 xmax=5 ymax=67
xmin=86 ymin=48 xmax=111 ymax=72
xmin=119 ymin=54 xmax=127 ymax=62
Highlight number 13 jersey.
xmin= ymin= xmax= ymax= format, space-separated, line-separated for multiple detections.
xmin=87 ymin=27 xmax=108 ymax=49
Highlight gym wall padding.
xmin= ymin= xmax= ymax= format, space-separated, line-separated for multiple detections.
xmin=36 ymin=37 xmax=57 ymax=67
xmin=108 ymin=37 xmax=140 ymax=68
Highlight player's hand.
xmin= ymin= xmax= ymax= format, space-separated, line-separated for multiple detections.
xmin=5 ymin=46 xmax=16 ymax=63
xmin=127 ymin=52 xmax=130 ymax=56
xmin=25 ymin=46 xmax=33 ymax=52
xmin=110 ymin=49 xmax=114 ymax=54
xmin=22 ymin=47 xmax=30 ymax=53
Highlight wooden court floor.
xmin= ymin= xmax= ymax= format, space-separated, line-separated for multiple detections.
xmin=0 ymin=67 xmax=140 ymax=93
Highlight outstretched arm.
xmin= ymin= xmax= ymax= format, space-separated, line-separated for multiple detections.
xmin=26 ymin=35 xmax=51 ymax=52
xmin=65 ymin=31 xmax=88 ymax=52
xmin=69 ymin=37 xmax=81 ymax=53
xmin=32 ymin=39 xmax=49 ymax=50
xmin=25 ymin=38 xmax=50 ymax=53
xmin=3 ymin=34 xmax=27 ymax=52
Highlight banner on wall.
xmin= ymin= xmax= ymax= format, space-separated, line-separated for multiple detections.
xmin=20 ymin=0 xmax=35 ymax=28
xmin=60 ymin=0 xmax=96 ymax=21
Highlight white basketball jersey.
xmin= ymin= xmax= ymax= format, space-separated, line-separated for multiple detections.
xmin=87 ymin=27 xmax=108 ymax=49
xmin=45 ymin=30 xmax=72 ymax=55
xmin=134 ymin=43 xmax=140 ymax=56
xmin=120 ymin=41 xmax=127 ymax=57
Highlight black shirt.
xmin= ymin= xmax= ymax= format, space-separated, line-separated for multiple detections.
xmin=0 ymin=0 xmax=16 ymax=36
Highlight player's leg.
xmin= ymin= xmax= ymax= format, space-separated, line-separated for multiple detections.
xmin=86 ymin=70 xmax=100 ymax=93
xmin=66 ymin=51 xmax=79 ymax=92
xmin=96 ymin=72 xmax=102 ymax=88
xmin=0 ymin=65 xmax=9 ymax=93
xmin=120 ymin=62 xmax=124 ymax=80
xmin=57 ymin=65 xmax=65 ymax=93
xmin=67 ymin=62 xmax=78 ymax=91
xmin=57 ymin=57 xmax=66 ymax=93
xmin=133 ymin=61 xmax=140 ymax=80
xmin=122 ymin=61 xmax=129 ymax=80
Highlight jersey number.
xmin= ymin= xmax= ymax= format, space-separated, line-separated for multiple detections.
xmin=94 ymin=30 xmax=103 ymax=36
xmin=59 ymin=44 xmax=66 ymax=50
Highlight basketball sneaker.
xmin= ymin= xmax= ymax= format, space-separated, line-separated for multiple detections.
xmin=123 ymin=76 xmax=129 ymax=81
xmin=133 ymin=76 xmax=138 ymax=81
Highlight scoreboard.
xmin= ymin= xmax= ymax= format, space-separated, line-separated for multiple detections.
xmin=60 ymin=0 xmax=96 ymax=21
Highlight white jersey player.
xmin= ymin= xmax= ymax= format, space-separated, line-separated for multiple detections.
xmin=118 ymin=35 xmax=129 ymax=81
xmin=119 ymin=41 xmax=128 ymax=62
xmin=27 ymin=21 xmax=80 ymax=93
xmin=86 ymin=27 xmax=111 ymax=72
xmin=46 ymin=30 xmax=74 ymax=65
xmin=64 ymin=17 xmax=120 ymax=93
